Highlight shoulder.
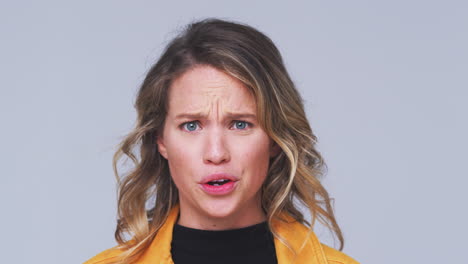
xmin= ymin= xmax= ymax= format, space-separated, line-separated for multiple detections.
xmin=83 ymin=246 xmax=124 ymax=264
xmin=320 ymin=243 xmax=360 ymax=264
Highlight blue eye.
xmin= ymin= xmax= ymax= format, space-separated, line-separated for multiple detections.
xmin=233 ymin=121 xmax=249 ymax=130
xmin=183 ymin=121 xmax=199 ymax=131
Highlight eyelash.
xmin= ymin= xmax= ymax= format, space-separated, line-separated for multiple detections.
xmin=180 ymin=120 xmax=252 ymax=132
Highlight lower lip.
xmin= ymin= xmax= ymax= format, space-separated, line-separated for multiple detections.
xmin=200 ymin=181 xmax=237 ymax=195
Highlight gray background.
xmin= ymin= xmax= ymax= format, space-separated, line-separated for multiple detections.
xmin=1 ymin=1 xmax=467 ymax=263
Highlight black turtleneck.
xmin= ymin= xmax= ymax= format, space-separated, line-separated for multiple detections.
xmin=170 ymin=221 xmax=278 ymax=264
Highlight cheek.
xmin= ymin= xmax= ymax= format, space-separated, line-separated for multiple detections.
xmin=164 ymin=137 xmax=199 ymax=186
xmin=165 ymin=132 xmax=199 ymax=161
xmin=241 ymin=137 xmax=272 ymax=184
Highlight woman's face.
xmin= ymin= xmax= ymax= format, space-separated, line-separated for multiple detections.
xmin=157 ymin=65 xmax=279 ymax=230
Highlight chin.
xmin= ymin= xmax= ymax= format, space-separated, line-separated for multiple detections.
xmin=200 ymin=199 xmax=239 ymax=219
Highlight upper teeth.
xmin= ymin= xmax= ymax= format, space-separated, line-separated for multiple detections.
xmin=212 ymin=179 xmax=227 ymax=182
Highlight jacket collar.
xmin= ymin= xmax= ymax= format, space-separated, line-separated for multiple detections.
xmin=137 ymin=204 xmax=328 ymax=264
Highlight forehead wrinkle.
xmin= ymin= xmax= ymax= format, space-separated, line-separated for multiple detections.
xmin=214 ymin=96 xmax=220 ymax=121
xmin=209 ymin=88 xmax=255 ymax=122
xmin=200 ymin=82 xmax=230 ymax=122
xmin=169 ymin=66 xmax=256 ymax=122
xmin=183 ymin=95 xmax=239 ymax=122
xmin=171 ymin=88 xmax=255 ymax=119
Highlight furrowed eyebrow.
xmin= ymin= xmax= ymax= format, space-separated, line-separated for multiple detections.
xmin=225 ymin=112 xmax=257 ymax=120
xmin=174 ymin=113 xmax=207 ymax=120
xmin=174 ymin=112 xmax=257 ymax=120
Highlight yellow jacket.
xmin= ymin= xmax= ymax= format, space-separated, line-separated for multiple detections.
xmin=84 ymin=205 xmax=358 ymax=264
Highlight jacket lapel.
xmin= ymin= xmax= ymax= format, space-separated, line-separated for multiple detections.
xmin=272 ymin=213 xmax=328 ymax=264
xmin=137 ymin=205 xmax=179 ymax=264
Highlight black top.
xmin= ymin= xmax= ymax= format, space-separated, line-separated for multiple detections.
xmin=170 ymin=221 xmax=278 ymax=264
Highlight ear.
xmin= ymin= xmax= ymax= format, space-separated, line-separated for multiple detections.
xmin=157 ymin=135 xmax=168 ymax=159
xmin=269 ymin=141 xmax=281 ymax=158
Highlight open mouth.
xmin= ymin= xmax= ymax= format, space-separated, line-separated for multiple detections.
xmin=200 ymin=175 xmax=237 ymax=195
xmin=206 ymin=179 xmax=232 ymax=186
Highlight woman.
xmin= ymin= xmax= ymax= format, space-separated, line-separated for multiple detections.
xmin=85 ymin=19 xmax=358 ymax=264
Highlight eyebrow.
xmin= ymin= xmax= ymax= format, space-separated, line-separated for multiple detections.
xmin=174 ymin=112 xmax=257 ymax=120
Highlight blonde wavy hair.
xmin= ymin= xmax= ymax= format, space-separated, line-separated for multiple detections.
xmin=110 ymin=18 xmax=343 ymax=263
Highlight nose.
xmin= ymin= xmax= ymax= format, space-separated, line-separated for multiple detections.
xmin=203 ymin=127 xmax=230 ymax=165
